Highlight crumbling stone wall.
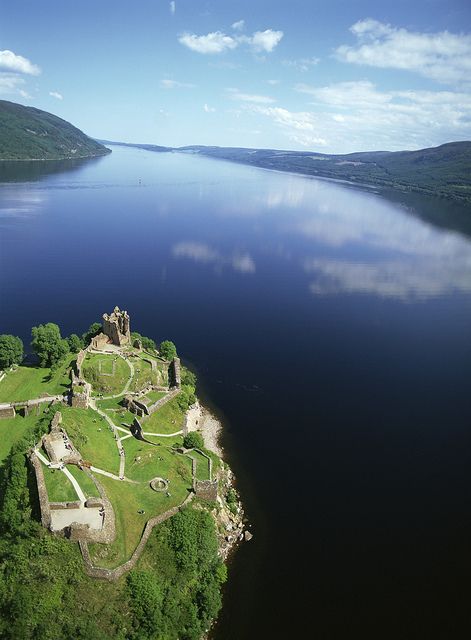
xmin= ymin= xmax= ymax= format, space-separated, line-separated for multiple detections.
xmin=29 ymin=451 xmax=51 ymax=529
xmin=79 ymin=491 xmax=195 ymax=580
xmin=102 ymin=306 xmax=131 ymax=346
xmin=170 ymin=357 xmax=181 ymax=388
xmin=195 ymin=480 xmax=218 ymax=502
xmin=0 ymin=404 xmax=15 ymax=419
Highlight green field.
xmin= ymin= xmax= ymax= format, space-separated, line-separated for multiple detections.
xmin=0 ymin=356 xmax=73 ymax=402
xmin=88 ymin=468 xmax=192 ymax=568
xmin=140 ymin=395 xmax=185 ymax=434
xmin=66 ymin=464 xmax=100 ymax=498
xmin=96 ymin=397 xmax=135 ymax=427
xmin=42 ymin=464 xmax=78 ymax=503
xmin=0 ymin=412 xmax=41 ymax=464
xmin=82 ymin=354 xmax=131 ymax=396
xmin=191 ymin=449 xmax=211 ymax=481
xmin=142 ymin=389 xmax=167 ymax=405
xmin=60 ymin=406 xmax=120 ymax=474
xmin=128 ymin=357 xmax=155 ymax=392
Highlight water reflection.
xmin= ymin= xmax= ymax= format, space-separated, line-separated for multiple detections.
xmin=172 ymin=241 xmax=256 ymax=274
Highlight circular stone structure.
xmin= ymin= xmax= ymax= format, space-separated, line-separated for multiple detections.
xmin=150 ymin=477 xmax=169 ymax=492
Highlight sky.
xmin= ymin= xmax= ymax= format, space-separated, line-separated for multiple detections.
xmin=1 ymin=0 xmax=471 ymax=153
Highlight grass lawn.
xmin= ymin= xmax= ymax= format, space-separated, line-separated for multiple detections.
xmin=123 ymin=438 xmax=192 ymax=485
xmin=140 ymin=396 xmax=185 ymax=434
xmin=42 ymin=463 xmax=78 ymax=502
xmin=88 ymin=467 xmax=192 ymax=569
xmin=0 ymin=412 xmax=43 ymax=464
xmin=0 ymin=355 xmax=73 ymax=403
xmin=142 ymin=390 xmax=167 ymax=406
xmin=191 ymin=449 xmax=211 ymax=481
xmin=60 ymin=406 xmax=120 ymax=475
xmin=128 ymin=358 xmax=154 ymax=393
xmin=82 ymin=354 xmax=131 ymax=396
xmin=67 ymin=464 xmax=100 ymax=498
xmin=96 ymin=397 xmax=135 ymax=427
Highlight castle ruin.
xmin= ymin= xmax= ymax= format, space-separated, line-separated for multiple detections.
xmin=91 ymin=306 xmax=131 ymax=349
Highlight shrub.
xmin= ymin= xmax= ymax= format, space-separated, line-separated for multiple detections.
xmin=183 ymin=432 xmax=204 ymax=450
xmin=0 ymin=334 xmax=23 ymax=370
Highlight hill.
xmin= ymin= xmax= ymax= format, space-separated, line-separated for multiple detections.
xmin=178 ymin=141 xmax=471 ymax=203
xmin=0 ymin=100 xmax=110 ymax=160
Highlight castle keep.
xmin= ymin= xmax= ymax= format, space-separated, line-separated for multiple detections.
xmin=91 ymin=306 xmax=131 ymax=349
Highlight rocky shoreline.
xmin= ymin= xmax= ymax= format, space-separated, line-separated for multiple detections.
xmin=186 ymin=401 xmax=251 ymax=559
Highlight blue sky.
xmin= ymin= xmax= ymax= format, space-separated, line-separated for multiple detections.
xmin=1 ymin=0 xmax=471 ymax=152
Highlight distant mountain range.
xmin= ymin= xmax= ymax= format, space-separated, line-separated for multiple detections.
xmin=1 ymin=100 xmax=469 ymax=203
xmin=0 ymin=100 xmax=110 ymax=160
xmin=106 ymin=139 xmax=471 ymax=204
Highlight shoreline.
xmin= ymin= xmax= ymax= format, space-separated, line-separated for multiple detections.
xmin=186 ymin=400 xmax=250 ymax=560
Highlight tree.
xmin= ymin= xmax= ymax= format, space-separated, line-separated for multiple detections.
xmin=131 ymin=331 xmax=156 ymax=352
xmin=0 ymin=335 xmax=23 ymax=370
xmin=67 ymin=334 xmax=83 ymax=353
xmin=81 ymin=322 xmax=102 ymax=346
xmin=183 ymin=432 xmax=204 ymax=450
xmin=159 ymin=340 xmax=177 ymax=361
xmin=31 ymin=323 xmax=68 ymax=368
xmin=181 ymin=366 xmax=196 ymax=388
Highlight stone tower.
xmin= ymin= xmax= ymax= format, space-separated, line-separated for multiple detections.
xmin=102 ymin=306 xmax=131 ymax=346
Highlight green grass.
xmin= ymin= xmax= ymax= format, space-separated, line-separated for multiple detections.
xmin=191 ymin=450 xmax=211 ymax=481
xmin=140 ymin=395 xmax=185 ymax=434
xmin=82 ymin=354 xmax=131 ymax=396
xmin=42 ymin=463 xmax=78 ymax=502
xmin=128 ymin=358 xmax=154 ymax=393
xmin=0 ymin=412 xmax=42 ymax=464
xmin=66 ymin=464 xmax=100 ymax=498
xmin=96 ymin=397 xmax=135 ymax=427
xmin=142 ymin=390 xmax=167 ymax=405
xmin=0 ymin=356 xmax=73 ymax=402
xmin=60 ymin=406 xmax=120 ymax=474
xmin=88 ymin=465 xmax=192 ymax=568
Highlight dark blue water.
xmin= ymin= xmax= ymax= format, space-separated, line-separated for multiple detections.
xmin=1 ymin=147 xmax=471 ymax=639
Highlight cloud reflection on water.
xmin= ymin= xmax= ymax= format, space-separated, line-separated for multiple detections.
xmin=172 ymin=241 xmax=256 ymax=274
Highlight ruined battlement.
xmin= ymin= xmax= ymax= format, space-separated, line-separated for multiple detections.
xmin=102 ymin=306 xmax=131 ymax=346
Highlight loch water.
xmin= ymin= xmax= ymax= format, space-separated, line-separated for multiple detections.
xmin=1 ymin=146 xmax=471 ymax=639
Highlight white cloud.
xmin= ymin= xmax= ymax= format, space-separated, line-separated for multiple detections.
xmin=179 ymin=31 xmax=238 ymax=54
xmin=49 ymin=91 xmax=63 ymax=100
xmin=248 ymin=29 xmax=284 ymax=53
xmin=172 ymin=242 xmax=256 ymax=274
xmin=0 ymin=73 xmax=25 ymax=95
xmin=267 ymin=79 xmax=280 ymax=85
xmin=227 ymin=88 xmax=276 ymax=104
xmin=295 ymin=80 xmax=471 ymax=151
xmin=160 ymin=78 xmax=195 ymax=89
xmin=336 ymin=19 xmax=471 ymax=85
xmin=232 ymin=20 xmax=245 ymax=31
xmin=204 ymin=103 xmax=216 ymax=113
xmin=179 ymin=28 xmax=283 ymax=54
xmin=282 ymin=56 xmax=320 ymax=72
xmin=0 ymin=50 xmax=41 ymax=75
xmin=249 ymin=105 xmax=327 ymax=147
xmin=169 ymin=1 xmax=175 ymax=15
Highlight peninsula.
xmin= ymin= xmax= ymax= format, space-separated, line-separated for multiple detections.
xmin=0 ymin=308 xmax=245 ymax=639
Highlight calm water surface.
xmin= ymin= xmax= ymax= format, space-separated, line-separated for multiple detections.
xmin=1 ymin=147 xmax=471 ymax=639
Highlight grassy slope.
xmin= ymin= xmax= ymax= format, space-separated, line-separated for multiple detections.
xmin=0 ymin=99 xmax=110 ymax=160
xmin=178 ymin=141 xmax=471 ymax=203
xmin=0 ymin=355 xmax=74 ymax=402
xmin=0 ymin=412 xmax=40 ymax=463
xmin=82 ymin=353 xmax=131 ymax=396
xmin=140 ymin=395 xmax=186 ymax=434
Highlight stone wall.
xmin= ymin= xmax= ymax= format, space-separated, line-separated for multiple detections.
xmin=0 ymin=404 xmax=15 ymax=419
xmin=91 ymin=333 xmax=110 ymax=350
xmin=79 ymin=491 xmax=194 ymax=581
xmin=29 ymin=451 xmax=51 ymax=529
xmin=170 ymin=357 xmax=181 ymax=388
xmin=195 ymin=480 xmax=218 ymax=502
